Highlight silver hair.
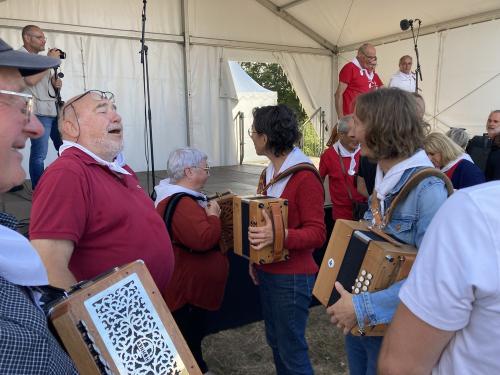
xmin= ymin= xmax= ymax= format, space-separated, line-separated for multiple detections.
xmin=167 ymin=147 xmax=208 ymax=183
xmin=446 ymin=127 xmax=470 ymax=150
xmin=337 ymin=115 xmax=353 ymax=134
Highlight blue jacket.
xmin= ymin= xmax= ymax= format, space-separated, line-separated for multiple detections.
xmin=352 ymin=167 xmax=448 ymax=328
xmin=450 ymin=159 xmax=485 ymax=189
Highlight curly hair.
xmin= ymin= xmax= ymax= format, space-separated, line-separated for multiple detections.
xmin=355 ymin=88 xmax=425 ymax=160
xmin=252 ymin=104 xmax=301 ymax=157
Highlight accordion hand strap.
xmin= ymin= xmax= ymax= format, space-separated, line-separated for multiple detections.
xmin=270 ymin=202 xmax=285 ymax=262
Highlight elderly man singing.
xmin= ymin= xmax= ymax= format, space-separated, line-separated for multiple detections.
xmin=30 ymin=90 xmax=174 ymax=291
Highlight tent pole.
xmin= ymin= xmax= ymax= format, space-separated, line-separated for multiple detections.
xmin=182 ymin=0 xmax=193 ymax=146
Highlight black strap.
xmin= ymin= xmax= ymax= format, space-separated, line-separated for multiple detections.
xmin=162 ymin=193 xmax=195 ymax=234
xmin=162 ymin=193 xmax=215 ymax=254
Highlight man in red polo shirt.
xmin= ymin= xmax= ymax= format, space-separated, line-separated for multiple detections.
xmin=335 ymin=43 xmax=383 ymax=117
xmin=30 ymin=90 xmax=174 ymax=292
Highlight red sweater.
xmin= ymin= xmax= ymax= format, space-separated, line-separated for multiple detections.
xmin=258 ymin=170 xmax=326 ymax=274
xmin=319 ymin=146 xmax=366 ymax=220
xmin=157 ymin=196 xmax=229 ymax=311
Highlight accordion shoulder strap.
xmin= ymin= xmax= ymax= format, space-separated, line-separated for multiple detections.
xmin=384 ymin=167 xmax=454 ymax=224
xmin=257 ymin=162 xmax=323 ymax=195
xmin=162 ymin=192 xmax=195 ymax=234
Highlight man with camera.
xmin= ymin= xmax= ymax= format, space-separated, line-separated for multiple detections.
xmin=19 ymin=25 xmax=65 ymax=190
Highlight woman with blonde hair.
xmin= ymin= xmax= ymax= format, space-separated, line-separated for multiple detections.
xmin=424 ymin=132 xmax=484 ymax=189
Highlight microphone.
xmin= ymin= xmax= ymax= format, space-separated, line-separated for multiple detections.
xmin=400 ymin=19 xmax=413 ymax=31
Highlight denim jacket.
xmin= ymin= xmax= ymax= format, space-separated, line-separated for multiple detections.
xmin=352 ymin=167 xmax=448 ymax=328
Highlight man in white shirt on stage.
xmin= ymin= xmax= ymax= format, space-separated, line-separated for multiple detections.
xmin=388 ymin=55 xmax=416 ymax=93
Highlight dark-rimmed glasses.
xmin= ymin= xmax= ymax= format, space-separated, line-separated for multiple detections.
xmin=248 ymin=128 xmax=258 ymax=137
xmin=62 ymin=90 xmax=115 ymax=119
xmin=0 ymin=89 xmax=33 ymax=123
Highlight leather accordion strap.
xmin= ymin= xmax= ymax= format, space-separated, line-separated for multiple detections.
xmin=257 ymin=162 xmax=323 ymax=195
xmin=269 ymin=202 xmax=285 ymax=262
xmin=370 ymin=167 xmax=454 ymax=229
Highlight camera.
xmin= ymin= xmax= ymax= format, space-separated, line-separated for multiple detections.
xmin=50 ymin=48 xmax=66 ymax=59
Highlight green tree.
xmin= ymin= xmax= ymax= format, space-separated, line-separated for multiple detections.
xmin=240 ymin=62 xmax=307 ymax=124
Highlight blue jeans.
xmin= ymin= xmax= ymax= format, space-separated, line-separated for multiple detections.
xmin=29 ymin=115 xmax=62 ymax=189
xmin=344 ymin=334 xmax=383 ymax=375
xmin=257 ymin=270 xmax=315 ymax=375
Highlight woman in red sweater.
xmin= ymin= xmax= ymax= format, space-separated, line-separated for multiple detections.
xmin=155 ymin=147 xmax=229 ymax=375
xmin=248 ymin=105 xmax=326 ymax=375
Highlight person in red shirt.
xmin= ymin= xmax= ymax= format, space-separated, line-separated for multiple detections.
xmin=247 ymin=104 xmax=326 ymax=375
xmin=319 ymin=115 xmax=367 ymax=221
xmin=154 ymin=147 xmax=228 ymax=375
xmin=335 ymin=43 xmax=383 ymax=117
xmin=30 ymin=90 xmax=174 ymax=293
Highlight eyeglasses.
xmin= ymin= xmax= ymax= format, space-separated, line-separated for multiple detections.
xmin=29 ymin=34 xmax=47 ymax=41
xmin=361 ymin=50 xmax=377 ymax=61
xmin=247 ymin=128 xmax=259 ymax=137
xmin=62 ymin=90 xmax=115 ymax=119
xmin=190 ymin=164 xmax=211 ymax=176
xmin=0 ymin=89 xmax=33 ymax=123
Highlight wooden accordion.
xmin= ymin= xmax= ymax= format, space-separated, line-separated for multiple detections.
xmin=207 ymin=191 xmax=235 ymax=254
xmin=313 ymin=219 xmax=417 ymax=336
xmin=49 ymin=260 xmax=201 ymax=375
xmin=233 ymin=195 xmax=289 ymax=264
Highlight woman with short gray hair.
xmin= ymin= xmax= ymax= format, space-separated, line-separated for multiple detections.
xmin=154 ymin=147 xmax=229 ymax=375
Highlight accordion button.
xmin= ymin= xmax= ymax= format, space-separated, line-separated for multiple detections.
xmin=359 ymin=276 xmax=365 ymax=282
xmin=354 ymin=288 xmax=360 ymax=293
xmin=355 ymin=278 xmax=359 ymax=283
xmin=362 ymin=286 xmax=368 ymax=292
xmin=356 ymin=282 xmax=362 ymax=288
xmin=351 ymin=286 xmax=355 ymax=290
xmin=367 ymin=273 xmax=373 ymax=280
xmin=364 ymin=280 xmax=370 ymax=286
xmin=361 ymin=270 xmax=367 ymax=276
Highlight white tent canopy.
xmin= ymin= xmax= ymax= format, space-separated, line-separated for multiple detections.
xmin=228 ymin=61 xmax=277 ymax=164
xmin=1 ymin=0 xmax=499 ymax=172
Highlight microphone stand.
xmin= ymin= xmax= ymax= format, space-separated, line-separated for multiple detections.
xmin=140 ymin=0 xmax=156 ymax=193
xmin=410 ymin=19 xmax=423 ymax=93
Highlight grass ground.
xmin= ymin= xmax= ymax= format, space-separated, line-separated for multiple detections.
xmin=203 ymin=305 xmax=348 ymax=375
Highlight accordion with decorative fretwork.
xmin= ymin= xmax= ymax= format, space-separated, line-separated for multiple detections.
xmin=207 ymin=191 xmax=235 ymax=254
xmin=49 ymin=260 xmax=201 ymax=375
xmin=313 ymin=219 xmax=417 ymax=336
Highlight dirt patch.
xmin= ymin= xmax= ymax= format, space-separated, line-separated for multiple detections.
xmin=203 ymin=305 xmax=348 ymax=375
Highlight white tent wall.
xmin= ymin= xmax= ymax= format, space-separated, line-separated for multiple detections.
xmin=339 ymin=18 xmax=500 ymax=137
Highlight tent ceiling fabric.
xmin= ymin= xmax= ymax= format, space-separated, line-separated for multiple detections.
xmin=269 ymin=0 xmax=500 ymax=48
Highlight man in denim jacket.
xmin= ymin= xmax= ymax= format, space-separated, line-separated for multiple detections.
xmin=327 ymin=88 xmax=448 ymax=375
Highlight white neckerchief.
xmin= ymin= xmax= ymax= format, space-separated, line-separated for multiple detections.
xmin=374 ymin=149 xmax=433 ymax=216
xmin=59 ymin=141 xmax=131 ymax=175
xmin=352 ymin=57 xmax=374 ymax=81
xmin=265 ymin=147 xmax=313 ymax=198
xmin=0 ymin=225 xmax=48 ymax=286
xmin=441 ymin=153 xmax=470 ymax=173
xmin=154 ymin=178 xmax=207 ymax=208
xmin=334 ymin=141 xmax=360 ymax=176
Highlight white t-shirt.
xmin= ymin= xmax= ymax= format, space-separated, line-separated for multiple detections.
xmin=400 ymin=181 xmax=500 ymax=374
xmin=388 ymin=71 xmax=416 ymax=92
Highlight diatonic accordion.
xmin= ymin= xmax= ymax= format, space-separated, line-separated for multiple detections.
xmin=313 ymin=219 xmax=417 ymax=336
xmin=233 ymin=195 xmax=289 ymax=264
xmin=49 ymin=260 xmax=201 ymax=375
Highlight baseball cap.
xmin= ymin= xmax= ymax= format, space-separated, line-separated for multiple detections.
xmin=0 ymin=38 xmax=60 ymax=76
